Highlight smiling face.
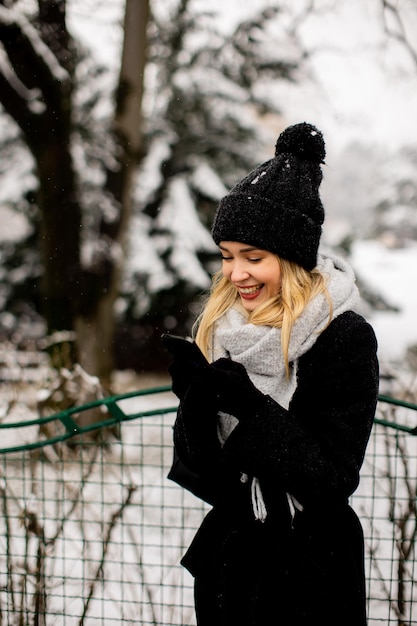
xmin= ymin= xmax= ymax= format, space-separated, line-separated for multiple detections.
xmin=219 ymin=241 xmax=282 ymax=312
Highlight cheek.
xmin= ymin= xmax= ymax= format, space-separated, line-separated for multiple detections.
xmin=273 ymin=276 xmax=282 ymax=296
xmin=221 ymin=263 xmax=231 ymax=279
xmin=267 ymin=271 xmax=281 ymax=296
xmin=272 ymin=281 xmax=281 ymax=297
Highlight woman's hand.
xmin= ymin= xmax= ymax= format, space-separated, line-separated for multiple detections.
xmin=170 ymin=356 xmax=265 ymax=420
xmin=168 ymin=360 xmax=208 ymax=400
xmin=208 ymin=358 xmax=265 ymax=420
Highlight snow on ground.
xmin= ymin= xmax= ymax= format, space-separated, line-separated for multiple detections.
xmin=351 ymin=239 xmax=417 ymax=364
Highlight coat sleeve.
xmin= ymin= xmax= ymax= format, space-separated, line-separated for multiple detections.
xmin=172 ymin=377 xmax=245 ymax=506
xmin=221 ymin=311 xmax=379 ymax=506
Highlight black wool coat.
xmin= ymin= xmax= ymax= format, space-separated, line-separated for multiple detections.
xmin=173 ymin=310 xmax=379 ymax=626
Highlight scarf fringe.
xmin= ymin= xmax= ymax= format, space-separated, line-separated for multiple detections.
xmin=251 ymin=477 xmax=268 ymax=522
xmin=244 ymin=474 xmax=304 ymax=524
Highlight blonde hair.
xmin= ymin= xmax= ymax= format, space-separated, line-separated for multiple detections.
xmin=194 ymin=257 xmax=332 ymax=377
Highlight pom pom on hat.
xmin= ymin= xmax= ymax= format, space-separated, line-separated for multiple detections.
xmin=211 ymin=122 xmax=326 ymax=270
xmin=275 ymin=121 xmax=326 ymax=164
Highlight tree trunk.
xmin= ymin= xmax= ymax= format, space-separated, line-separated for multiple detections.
xmin=0 ymin=0 xmax=149 ymax=389
xmin=74 ymin=0 xmax=150 ymax=386
xmin=0 ymin=1 xmax=81 ymax=337
xmin=38 ymin=141 xmax=82 ymax=333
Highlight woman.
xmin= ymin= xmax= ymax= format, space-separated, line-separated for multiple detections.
xmin=167 ymin=122 xmax=379 ymax=626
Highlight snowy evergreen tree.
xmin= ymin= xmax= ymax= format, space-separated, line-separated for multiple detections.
xmin=368 ymin=146 xmax=417 ymax=246
xmin=0 ymin=0 xmax=305 ymax=374
xmin=115 ymin=1 xmax=306 ymax=368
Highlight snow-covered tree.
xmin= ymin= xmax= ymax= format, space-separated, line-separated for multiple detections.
xmin=0 ymin=0 xmax=305 ymax=376
xmin=117 ymin=1 xmax=306 ymax=367
xmin=0 ymin=0 xmax=149 ymax=385
xmin=369 ymin=146 xmax=417 ymax=246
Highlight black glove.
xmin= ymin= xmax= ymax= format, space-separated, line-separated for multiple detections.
xmin=168 ymin=360 xmax=208 ymax=400
xmin=207 ymin=358 xmax=265 ymax=421
xmin=174 ymin=373 xmax=221 ymax=467
xmin=162 ymin=335 xmax=209 ymax=400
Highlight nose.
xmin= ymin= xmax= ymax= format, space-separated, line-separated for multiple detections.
xmin=229 ymin=260 xmax=250 ymax=283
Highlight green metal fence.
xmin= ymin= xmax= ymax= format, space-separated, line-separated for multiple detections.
xmin=0 ymin=386 xmax=416 ymax=625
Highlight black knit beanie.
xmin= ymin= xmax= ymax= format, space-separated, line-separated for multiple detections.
xmin=211 ymin=122 xmax=326 ymax=271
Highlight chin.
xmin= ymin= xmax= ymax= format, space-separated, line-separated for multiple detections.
xmin=240 ymin=298 xmax=261 ymax=312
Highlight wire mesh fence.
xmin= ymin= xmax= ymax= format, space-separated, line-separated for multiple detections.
xmin=0 ymin=386 xmax=415 ymax=625
xmin=352 ymin=395 xmax=417 ymax=626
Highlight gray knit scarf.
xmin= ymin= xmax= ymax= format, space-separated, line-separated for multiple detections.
xmin=209 ymin=252 xmax=360 ymax=521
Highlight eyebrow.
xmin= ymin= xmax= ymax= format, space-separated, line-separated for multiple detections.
xmin=219 ymin=244 xmax=262 ymax=253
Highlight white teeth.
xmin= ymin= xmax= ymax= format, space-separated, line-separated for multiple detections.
xmin=239 ymin=285 xmax=262 ymax=295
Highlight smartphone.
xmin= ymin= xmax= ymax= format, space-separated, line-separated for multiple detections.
xmin=161 ymin=333 xmax=208 ymax=367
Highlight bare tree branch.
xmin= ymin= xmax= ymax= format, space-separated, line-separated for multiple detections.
xmin=381 ymin=0 xmax=417 ymax=67
xmin=78 ymin=483 xmax=137 ymax=625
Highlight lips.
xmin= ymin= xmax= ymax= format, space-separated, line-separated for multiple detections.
xmin=237 ymin=284 xmax=264 ymax=299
